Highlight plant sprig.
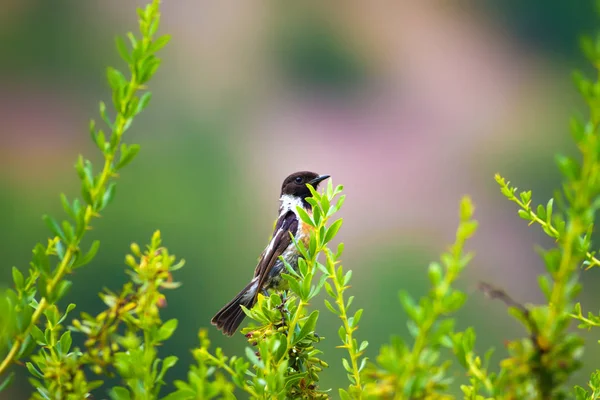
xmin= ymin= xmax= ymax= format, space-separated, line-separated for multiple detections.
xmin=495 ymin=175 xmax=600 ymax=270
xmin=28 ymin=231 xmax=183 ymax=400
xmin=486 ymin=25 xmax=600 ymax=399
xmin=364 ymin=196 xmax=478 ymax=399
xmin=0 ymin=0 xmax=169 ymax=388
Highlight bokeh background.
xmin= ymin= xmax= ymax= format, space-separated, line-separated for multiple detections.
xmin=1 ymin=0 xmax=600 ymax=398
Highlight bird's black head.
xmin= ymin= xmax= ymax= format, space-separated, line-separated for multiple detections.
xmin=281 ymin=171 xmax=330 ymax=198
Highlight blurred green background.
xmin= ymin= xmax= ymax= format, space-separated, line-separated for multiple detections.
xmin=1 ymin=0 xmax=600 ymax=398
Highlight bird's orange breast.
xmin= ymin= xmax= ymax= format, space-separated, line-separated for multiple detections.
xmin=296 ymin=210 xmax=315 ymax=250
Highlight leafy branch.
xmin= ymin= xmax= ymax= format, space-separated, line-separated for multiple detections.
xmin=495 ymin=175 xmax=600 ymax=270
xmin=487 ymin=22 xmax=600 ymax=398
xmin=0 ymin=0 xmax=169 ymax=389
xmin=364 ymin=196 xmax=478 ymax=399
xmin=28 ymin=231 xmax=183 ymax=400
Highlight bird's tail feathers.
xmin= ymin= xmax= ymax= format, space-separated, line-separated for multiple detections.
xmin=211 ymin=280 xmax=257 ymax=336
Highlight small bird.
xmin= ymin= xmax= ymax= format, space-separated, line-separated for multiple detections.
xmin=211 ymin=171 xmax=330 ymax=336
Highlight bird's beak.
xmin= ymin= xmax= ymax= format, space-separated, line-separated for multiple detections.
xmin=309 ymin=174 xmax=330 ymax=186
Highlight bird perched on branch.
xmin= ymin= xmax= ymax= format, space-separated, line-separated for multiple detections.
xmin=211 ymin=171 xmax=330 ymax=336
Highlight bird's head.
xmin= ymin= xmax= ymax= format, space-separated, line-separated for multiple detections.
xmin=280 ymin=171 xmax=330 ymax=199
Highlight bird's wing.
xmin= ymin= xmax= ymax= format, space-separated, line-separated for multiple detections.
xmin=252 ymin=210 xmax=298 ymax=294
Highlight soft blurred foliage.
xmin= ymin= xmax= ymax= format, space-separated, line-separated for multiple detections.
xmin=2 ymin=1 xmax=600 ymax=398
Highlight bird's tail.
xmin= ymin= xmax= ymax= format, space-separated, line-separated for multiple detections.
xmin=211 ymin=280 xmax=257 ymax=336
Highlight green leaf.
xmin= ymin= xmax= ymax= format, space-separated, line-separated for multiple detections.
xmin=358 ymin=357 xmax=368 ymax=372
xmin=342 ymin=357 xmax=352 ymax=372
xmin=109 ymin=387 xmax=131 ymax=400
xmin=283 ymin=258 xmax=300 ymax=277
xmin=161 ymin=392 xmax=194 ymax=400
xmin=331 ymin=194 xmax=346 ymax=215
xmin=296 ymin=206 xmax=315 ymax=227
xmin=313 ymin=205 xmax=322 ymax=227
xmin=271 ymin=333 xmax=287 ymax=363
xmin=59 ymin=331 xmax=72 ymax=354
xmin=399 ymin=291 xmax=419 ymax=322
xmin=343 ymin=270 xmax=352 ymax=286
xmin=555 ymin=154 xmax=580 ymax=180
xmin=324 ymin=299 xmax=338 ymax=315
xmin=61 ymin=220 xmax=75 ymax=243
xmin=517 ymin=209 xmax=530 ymax=220
xmin=17 ymin=334 xmax=36 ymax=360
xmin=12 ymin=267 xmax=24 ymax=290
xmin=324 ymin=281 xmax=335 ymax=297
xmin=282 ymin=273 xmax=302 ymax=296
xmin=309 ymin=233 xmax=317 ymax=258
xmin=52 ymin=280 xmax=72 ymax=303
xmin=245 ymin=347 xmax=264 ymax=368
xmin=294 ymin=310 xmax=319 ymax=344
xmin=55 ymin=240 xmax=66 ymax=260
xmin=99 ymin=101 xmax=113 ymax=129
xmin=350 ymin=309 xmax=363 ymax=328
xmin=324 ymin=219 xmax=343 ymax=243
xmin=136 ymin=92 xmax=152 ymax=114
xmin=31 ymin=326 xmax=46 ymax=345
xmin=73 ymin=240 xmax=101 ymax=269
xmin=44 ymin=305 xmax=60 ymax=325
xmin=0 ymin=372 xmax=14 ymax=393
xmin=546 ymin=198 xmax=554 ymax=222
xmin=359 ymin=340 xmax=369 ymax=352
xmin=339 ymin=388 xmax=351 ymax=400
xmin=26 ymin=362 xmax=43 ymax=379
xmin=428 ymin=262 xmax=442 ymax=286
xmin=58 ymin=303 xmax=76 ymax=325
xmin=157 ymin=356 xmax=178 ymax=382
xmin=346 ymin=295 xmax=354 ymax=310
xmin=536 ymin=203 xmax=546 ymax=221
xmin=319 ymin=192 xmax=331 ymax=216
xmin=107 ymin=66 xmax=126 ymax=92
xmin=60 ymin=193 xmax=76 ymax=220
xmin=573 ymin=386 xmax=589 ymax=400
xmin=92 ymin=128 xmax=108 ymax=153
xmin=127 ymin=32 xmax=138 ymax=49
xmin=298 ymin=257 xmax=308 ymax=277
xmin=101 ymin=182 xmax=117 ymax=209
xmin=32 ymin=246 xmax=47 ymax=270
xmin=338 ymin=325 xmax=346 ymax=343
xmin=519 ymin=190 xmax=531 ymax=205
xmin=149 ymin=35 xmax=171 ymax=53
xmin=157 ymin=319 xmax=178 ymax=342
xmin=117 ymin=144 xmax=141 ymax=170
xmin=43 ymin=215 xmax=65 ymax=242
xmin=115 ymin=36 xmax=131 ymax=62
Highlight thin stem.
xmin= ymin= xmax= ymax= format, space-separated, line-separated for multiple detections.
xmin=332 ymin=276 xmax=362 ymax=392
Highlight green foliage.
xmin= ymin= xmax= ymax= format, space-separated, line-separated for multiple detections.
xmin=363 ymin=197 xmax=478 ymax=400
xmin=0 ymin=0 xmax=172 ymax=396
xmin=5 ymin=0 xmax=600 ymax=399
xmin=27 ymin=231 xmax=183 ymax=400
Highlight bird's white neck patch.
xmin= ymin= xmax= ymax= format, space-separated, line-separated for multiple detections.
xmin=279 ymin=194 xmax=305 ymax=215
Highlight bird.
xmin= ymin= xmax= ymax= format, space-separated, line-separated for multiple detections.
xmin=211 ymin=171 xmax=330 ymax=336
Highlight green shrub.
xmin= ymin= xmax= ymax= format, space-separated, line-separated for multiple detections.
xmin=2 ymin=1 xmax=600 ymax=399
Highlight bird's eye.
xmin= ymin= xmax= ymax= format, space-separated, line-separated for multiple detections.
xmin=295 ymin=176 xmax=303 ymax=183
